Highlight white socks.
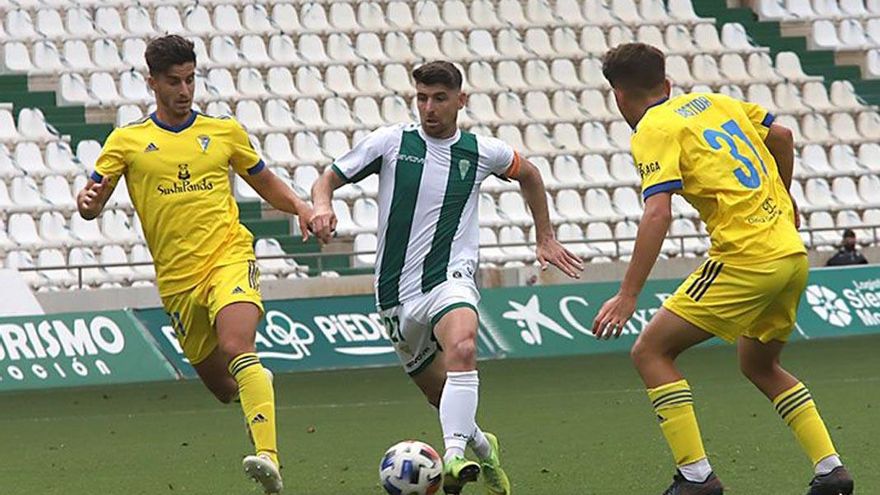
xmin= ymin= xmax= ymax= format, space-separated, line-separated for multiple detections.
xmin=470 ymin=427 xmax=491 ymax=460
xmin=440 ymin=370 xmax=480 ymax=462
xmin=815 ymin=454 xmax=843 ymax=475
xmin=679 ymin=458 xmax=713 ymax=483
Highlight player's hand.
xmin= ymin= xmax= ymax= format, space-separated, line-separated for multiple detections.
xmin=789 ymin=194 xmax=801 ymax=229
xmin=77 ymin=176 xmax=110 ymax=219
xmin=296 ymin=202 xmax=314 ymax=242
xmin=536 ymin=238 xmax=583 ymax=279
xmin=308 ymin=205 xmax=337 ymax=244
xmin=592 ymin=293 xmax=637 ymax=340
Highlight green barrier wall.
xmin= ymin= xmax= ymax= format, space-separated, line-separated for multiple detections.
xmin=134 ymin=295 xmax=503 ymax=378
xmin=4 ymin=265 xmax=877 ymax=391
xmin=136 ymin=265 xmax=880 ymax=378
xmin=478 ymin=265 xmax=880 ymax=358
xmin=0 ymin=311 xmax=178 ymax=391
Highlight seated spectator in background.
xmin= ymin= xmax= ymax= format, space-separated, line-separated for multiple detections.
xmin=826 ymin=229 xmax=869 ymax=266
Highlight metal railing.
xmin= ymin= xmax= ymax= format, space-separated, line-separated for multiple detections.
xmin=13 ymin=224 xmax=880 ymax=289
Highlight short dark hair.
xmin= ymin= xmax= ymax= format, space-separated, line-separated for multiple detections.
xmin=602 ymin=43 xmax=666 ymax=93
xmin=843 ymin=229 xmax=856 ymax=238
xmin=412 ymin=61 xmax=462 ymax=90
xmin=145 ymin=35 xmax=196 ymax=76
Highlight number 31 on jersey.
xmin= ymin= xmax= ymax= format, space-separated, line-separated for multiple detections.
xmin=703 ymin=119 xmax=768 ymax=190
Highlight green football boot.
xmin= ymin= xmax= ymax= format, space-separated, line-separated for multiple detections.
xmin=480 ymin=433 xmax=511 ymax=495
xmin=443 ymin=455 xmax=481 ymax=494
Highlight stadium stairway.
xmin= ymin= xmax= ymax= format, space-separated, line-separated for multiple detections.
xmin=0 ymin=73 xmax=113 ymax=146
xmin=693 ymin=0 xmax=880 ymax=104
xmin=237 ymin=201 xmax=356 ymax=276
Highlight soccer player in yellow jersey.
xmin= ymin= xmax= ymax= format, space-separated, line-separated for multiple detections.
xmin=592 ymin=44 xmax=853 ymax=495
xmin=75 ymin=36 xmax=310 ymax=495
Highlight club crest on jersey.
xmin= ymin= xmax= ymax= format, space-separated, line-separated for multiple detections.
xmin=144 ymin=142 xmax=159 ymax=153
xmin=198 ymin=135 xmax=211 ymax=152
xmin=178 ymin=164 xmax=191 ymax=181
xmin=458 ymin=159 xmax=471 ymax=180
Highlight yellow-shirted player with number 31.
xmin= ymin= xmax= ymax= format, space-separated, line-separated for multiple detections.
xmin=76 ymin=35 xmax=312 ymax=494
xmin=592 ymin=44 xmax=854 ymax=495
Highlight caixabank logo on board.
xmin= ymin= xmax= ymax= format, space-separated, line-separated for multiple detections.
xmin=476 ymin=280 xmax=684 ymax=359
xmin=805 ymin=277 xmax=880 ymax=328
xmin=499 ymin=292 xmax=669 ymax=346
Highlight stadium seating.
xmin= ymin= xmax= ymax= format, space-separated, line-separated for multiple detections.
xmin=0 ymin=0 xmax=878 ymax=290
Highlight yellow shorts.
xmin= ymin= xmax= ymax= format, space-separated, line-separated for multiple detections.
xmin=160 ymin=260 xmax=264 ymax=365
xmin=663 ymin=253 xmax=809 ymax=343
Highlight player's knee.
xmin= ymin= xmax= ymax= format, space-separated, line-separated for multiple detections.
xmin=630 ymin=337 xmax=651 ymax=369
xmin=447 ymin=338 xmax=477 ymax=367
xmin=631 ymin=334 xmax=680 ymax=369
xmin=219 ymin=340 xmax=253 ymax=361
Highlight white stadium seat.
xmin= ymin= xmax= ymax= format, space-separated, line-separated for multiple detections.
xmin=0 ymin=0 xmax=877 ymax=286
xmin=353 ymin=233 xmax=377 ymax=267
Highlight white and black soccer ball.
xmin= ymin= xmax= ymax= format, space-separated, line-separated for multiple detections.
xmin=379 ymin=440 xmax=443 ymax=495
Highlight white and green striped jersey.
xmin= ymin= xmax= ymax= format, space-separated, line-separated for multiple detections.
xmin=332 ymin=123 xmax=519 ymax=310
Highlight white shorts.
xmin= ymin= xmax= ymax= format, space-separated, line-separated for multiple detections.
xmin=379 ymin=280 xmax=480 ymax=375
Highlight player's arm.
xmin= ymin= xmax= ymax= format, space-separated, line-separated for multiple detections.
xmin=76 ymin=176 xmax=114 ymax=220
xmin=740 ymin=98 xmax=792 ymax=186
xmin=309 ymin=168 xmax=346 ymax=244
xmin=621 ymin=192 xmax=674 ymax=300
xmin=593 ymin=125 xmax=681 ymax=339
xmin=309 ymin=127 xmax=391 ymax=244
xmin=741 ymin=99 xmax=800 ymax=227
xmin=242 ymin=167 xmax=313 ymax=241
xmin=228 ymin=119 xmax=313 ymax=238
xmin=77 ymin=129 xmax=125 ymax=220
xmin=512 ymin=157 xmax=583 ymax=278
xmin=764 ymin=123 xmax=800 ymax=228
xmin=765 ymin=123 xmax=794 ymax=190
xmin=592 ymin=192 xmax=672 ymax=339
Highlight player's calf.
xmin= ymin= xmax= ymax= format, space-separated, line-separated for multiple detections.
xmin=193 ymin=350 xmax=240 ymax=404
xmin=209 ymin=381 xmax=239 ymax=404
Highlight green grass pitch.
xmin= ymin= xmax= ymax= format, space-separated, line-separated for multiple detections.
xmin=3 ymin=335 xmax=877 ymax=494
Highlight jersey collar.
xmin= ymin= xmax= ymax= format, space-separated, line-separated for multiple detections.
xmin=150 ymin=110 xmax=197 ymax=133
xmin=634 ymin=97 xmax=670 ymax=131
xmin=646 ymin=96 xmax=669 ymax=110
xmin=417 ymin=125 xmax=461 ymax=146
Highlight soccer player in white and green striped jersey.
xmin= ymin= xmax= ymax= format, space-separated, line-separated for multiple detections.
xmin=310 ymin=61 xmax=583 ymax=494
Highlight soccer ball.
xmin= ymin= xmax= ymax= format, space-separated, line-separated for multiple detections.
xmin=379 ymin=440 xmax=443 ymax=495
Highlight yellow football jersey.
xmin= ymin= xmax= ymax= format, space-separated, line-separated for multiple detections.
xmin=93 ymin=112 xmax=263 ymax=296
xmin=631 ymin=93 xmax=806 ymax=263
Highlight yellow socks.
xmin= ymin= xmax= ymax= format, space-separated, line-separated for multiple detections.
xmin=773 ymin=382 xmax=837 ymax=466
xmin=229 ymin=353 xmax=278 ymax=466
xmin=648 ymin=379 xmax=707 ymax=466
xmin=647 ymin=380 xmax=838 ymax=474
